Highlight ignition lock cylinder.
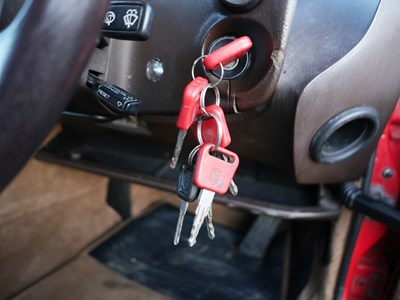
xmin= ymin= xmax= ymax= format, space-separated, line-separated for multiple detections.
xmin=206 ymin=36 xmax=252 ymax=80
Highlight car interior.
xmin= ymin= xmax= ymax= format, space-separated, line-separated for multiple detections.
xmin=1 ymin=0 xmax=400 ymax=299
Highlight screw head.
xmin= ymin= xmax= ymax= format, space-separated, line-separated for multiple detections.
xmin=382 ymin=168 xmax=394 ymax=178
xmin=146 ymin=58 xmax=164 ymax=82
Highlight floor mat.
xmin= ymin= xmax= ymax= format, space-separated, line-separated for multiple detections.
xmin=90 ymin=205 xmax=283 ymax=300
xmin=12 ymin=256 xmax=169 ymax=300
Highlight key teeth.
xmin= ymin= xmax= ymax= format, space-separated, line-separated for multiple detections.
xmin=188 ymin=238 xmax=196 ymax=247
xmin=170 ymin=158 xmax=178 ymax=169
xmin=173 ymin=233 xmax=181 ymax=245
xmin=208 ymin=227 xmax=216 ymax=240
xmin=206 ymin=214 xmax=216 ymax=240
xmin=173 ymin=230 xmax=181 ymax=245
xmin=209 ymin=225 xmax=215 ymax=239
xmin=174 ymin=200 xmax=189 ymax=246
xmin=229 ymin=185 xmax=238 ymax=196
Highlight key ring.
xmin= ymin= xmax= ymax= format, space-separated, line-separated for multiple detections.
xmin=188 ymin=144 xmax=201 ymax=167
xmin=232 ymin=96 xmax=241 ymax=114
xmin=199 ymin=83 xmax=220 ymax=116
xmin=196 ymin=119 xmax=205 ymax=145
xmin=196 ymin=113 xmax=223 ymax=150
xmin=191 ymin=55 xmax=225 ymax=89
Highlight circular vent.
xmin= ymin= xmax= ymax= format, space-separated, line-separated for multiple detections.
xmin=310 ymin=106 xmax=380 ymax=164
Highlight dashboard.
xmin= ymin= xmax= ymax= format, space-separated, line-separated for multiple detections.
xmin=67 ymin=0 xmax=400 ymax=184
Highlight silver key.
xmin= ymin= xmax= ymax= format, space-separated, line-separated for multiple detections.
xmin=170 ymin=130 xmax=187 ymax=169
xmin=219 ymin=153 xmax=239 ymax=196
xmin=188 ymin=189 xmax=215 ymax=247
xmin=205 ymin=208 xmax=215 ymax=240
xmin=173 ymin=199 xmax=189 ymax=245
xmin=229 ymin=179 xmax=239 ymax=196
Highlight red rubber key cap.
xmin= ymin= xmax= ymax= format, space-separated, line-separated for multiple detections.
xmin=176 ymin=77 xmax=209 ymax=130
xmin=191 ymin=105 xmax=231 ymax=148
xmin=188 ymin=144 xmax=239 ymax=246
xmin=193 ymin=144 xmax=239 ymax=194
xmin=203 ymin=36 xmax=253 ymax=70
xmin=170 ymin=77 xmax=208 ymax=169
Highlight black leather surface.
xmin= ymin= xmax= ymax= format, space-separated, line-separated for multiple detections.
xmin=0 ymin=0 xmax=110 ymax=191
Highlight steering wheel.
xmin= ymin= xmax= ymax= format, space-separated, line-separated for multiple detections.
xmin=0 ymin=0 xmax=109 ymax=191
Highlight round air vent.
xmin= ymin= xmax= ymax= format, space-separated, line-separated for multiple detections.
xmin=310 ymin=106 xmax=380 ymax=164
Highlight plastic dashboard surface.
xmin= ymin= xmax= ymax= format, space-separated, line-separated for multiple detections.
xmin=68 ymin=0 xmax=400 ymax=183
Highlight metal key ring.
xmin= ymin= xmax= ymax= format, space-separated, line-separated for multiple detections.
xmin=199 ymin=84 xmax=220 ymax=116
xmin=233 ymin=96 xmax=241 ymax=114
xmin=210 ymin=112 xmax=223 ymax=150
xmin=207 ymin=64 xmax=224 ymax=88
xmin=188 ymin=144 xmax=201 ymax=167
xmin=191 ymin=55 xmax=225 ymax=88
xmin=196 ymin=113 xmax=223 ymax=150
xmin=191 ymin=55 xmax=207 ymax=80
xmin=196 ymin=119 xmax=205 ymax=145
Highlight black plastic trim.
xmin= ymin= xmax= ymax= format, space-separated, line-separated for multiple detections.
xmin=310 ymin=106 xmax=380 ymax=164
xmin=333 ymin=153 xmax=375 ymax=299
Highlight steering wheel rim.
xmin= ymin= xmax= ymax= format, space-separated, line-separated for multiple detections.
xmin=0 ymin=0 xmax=109 ymax=191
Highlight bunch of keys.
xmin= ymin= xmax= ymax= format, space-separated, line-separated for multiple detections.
xmin=174 ymin=108 xmax=239 ymax=246
xmin=171 ymin=36 xmax=252 ymax=246
xmin=170 ymin=35 xmax=253 ymax=169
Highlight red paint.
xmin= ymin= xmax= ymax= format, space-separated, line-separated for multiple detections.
xmin=344 ymin=100 xmax=400 ymax=299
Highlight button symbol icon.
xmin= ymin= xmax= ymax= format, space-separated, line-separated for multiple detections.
xmin=123 ymin=9 xmax=139 ymax=29
xmin=104 ymin=11 xmax=116 ymax=26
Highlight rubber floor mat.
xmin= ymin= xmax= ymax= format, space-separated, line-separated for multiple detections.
xmin=90 ymin=205 xmax=283 ymax=300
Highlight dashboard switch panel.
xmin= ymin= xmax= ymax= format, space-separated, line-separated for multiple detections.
xmin=102 ymin=1 xmax=153 ymax=40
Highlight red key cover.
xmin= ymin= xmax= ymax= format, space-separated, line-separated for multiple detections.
xmin=191 ymin=105 xmax=231 ymax=148
xmin=176 ymin=77 xmax=208 ymax=130
xmin=193 ymin=144 xmax=239 ymax=194
xmin=203 ymin=36 xmax=253 ymax=70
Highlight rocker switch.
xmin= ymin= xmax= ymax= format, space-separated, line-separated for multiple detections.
xmin=102 ymin=1 xmax=153 ymax=40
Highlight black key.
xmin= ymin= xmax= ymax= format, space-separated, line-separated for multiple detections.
xmin=176 ymin=163 xmax=199 ymax=202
